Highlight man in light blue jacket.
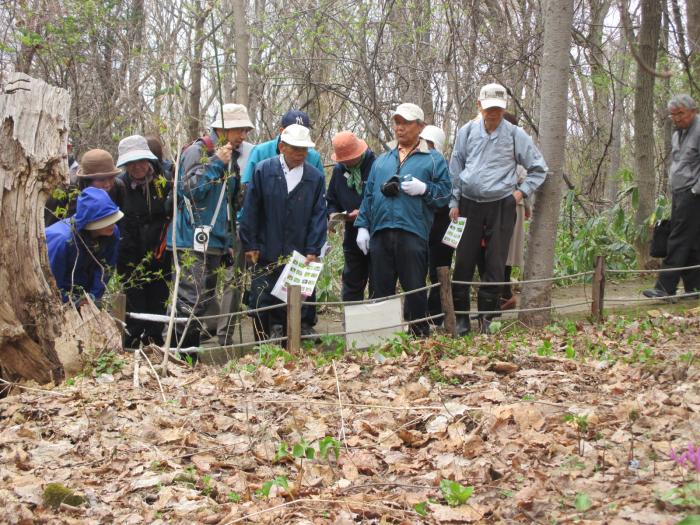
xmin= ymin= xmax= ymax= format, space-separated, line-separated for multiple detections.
xmin=449 ymin=83 xmax=548 ymax=335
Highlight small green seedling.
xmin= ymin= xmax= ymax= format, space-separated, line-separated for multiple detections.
xmin=255 ymin=476 xmax=289 ymax=498
xmin=574 ymin=492 xmax=592 ymax=512
xmin=440 ymin=479 xmax=474 ymax=507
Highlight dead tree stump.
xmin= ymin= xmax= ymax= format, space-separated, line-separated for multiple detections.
xmin=0 ymin=73 xmax=121 ymax=384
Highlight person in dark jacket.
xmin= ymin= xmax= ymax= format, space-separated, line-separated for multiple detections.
xmin=419 ymin=125 xmax=453 ymax=325
xmin=240 ymin=124 xmax=327 ymax=340
xmin=326 ymin=131 xmax=376 ymax=301
xmin=115 ymin=135 xmax=173 ymax=347
xmin=45 ymin=149 xmax=126 ymax=227
xmin=146 ymin=135 xmax=176 ymax=181
xmin=46 ymin=185 xmax=123 ymax=306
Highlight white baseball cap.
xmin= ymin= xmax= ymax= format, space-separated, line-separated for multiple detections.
xmin=392 ymin=103 xmax=424 ymax=122
xmin=419 ymin=125 xmax=446 ymax=153
xmin=478 ymin=83 xmax=508 ymax=109
xmin=210 ymin=103 xmax=255 ymax=130
xmin=280 ymin=124 xmax=315 ymax=148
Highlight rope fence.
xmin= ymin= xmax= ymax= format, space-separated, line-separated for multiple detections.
xmin=118 ymin=255 xmax=700 ymax=355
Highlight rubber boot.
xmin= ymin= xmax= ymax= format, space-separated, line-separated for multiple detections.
xmin=477 ymin=292 xmax=500 ymax=335
xmin=452 ymin=285 xmax=471 ymax=337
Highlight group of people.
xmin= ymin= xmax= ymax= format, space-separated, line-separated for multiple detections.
xmin=45 ymin=82 xmax=553 ymax=349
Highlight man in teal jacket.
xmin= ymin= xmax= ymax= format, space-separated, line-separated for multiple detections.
xmin=241 ymin=110 xmax=324 ymax=184
xmin=167 ymin=103 xmax=254 ymax=349
xmin=355 ymin=103 xmax=451 ymax=337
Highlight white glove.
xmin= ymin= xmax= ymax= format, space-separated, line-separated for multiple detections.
xmin=356 ymin=227 xmax=370 ymax=255
xmin=401 ymin=178 xmax=427 ymax=196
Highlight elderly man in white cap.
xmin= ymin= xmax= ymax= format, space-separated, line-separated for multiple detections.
xmin=449 ymin=83 xmax=548 ymax=335
xmin=355 ymin=103 xmax=451 ymax=337
xmin=240 ymin=124 xmax=327 ymax=341
xmin=166 ymin=103 xmax=255 ymax=350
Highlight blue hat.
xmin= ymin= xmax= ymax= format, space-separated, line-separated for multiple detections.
xmin=281 ymin=110 xmax=311 ymax=128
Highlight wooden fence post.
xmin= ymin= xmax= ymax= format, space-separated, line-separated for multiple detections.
xmin=111 ymin=292 xmax=127 ymax=338
xmin=286 ymin=285 xmax=302 ymax=353
xmin=591 ymin=255 xmax=606 ymax=321
xmin=437 ymin=266 xmax=457 ymax=337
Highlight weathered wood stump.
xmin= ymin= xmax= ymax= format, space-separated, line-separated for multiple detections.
xmin=0 ymin=73 xmax=121 ymax=385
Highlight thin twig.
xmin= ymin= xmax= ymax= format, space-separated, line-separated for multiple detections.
xmin=0 ymin=378 xmax=73 ymax=397
xmin=140 ymin=349 xmax=167 ymax=403
xmin=132 ymin=343 xmax=141 ymax=390
xmin=331 ymin=359 xmax=348 ymax=451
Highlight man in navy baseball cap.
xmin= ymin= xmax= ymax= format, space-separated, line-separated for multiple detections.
xmin=281 ymin=109 xmax=312 ymax=128
xmin=241 ymin=109 xmax=324 ymax=185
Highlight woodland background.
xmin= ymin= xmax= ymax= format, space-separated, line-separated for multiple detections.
xmin=1 ymin=0 xmax=699 ymax=299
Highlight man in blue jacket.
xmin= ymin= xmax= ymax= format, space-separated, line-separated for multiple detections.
xmin=240 ymin=124 xmax=327 ymax=340
xmin=167 ymin=103 xmax=254 ymax=348
xmin=449 ymin=84 xmax=548 ymax=334
xmin=355 ymin=103 xmax=451 ymax=337
xmin=46 ymin=184 xmax=123 ymax=306
xmin=326 ymin=131 xmax=376 ymax=301
xmin=241 ymin=110 xmax=324 ymax=184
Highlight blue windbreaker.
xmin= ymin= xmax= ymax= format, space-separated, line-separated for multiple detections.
xmin=45 ymin=187 xmax=120 ymax=302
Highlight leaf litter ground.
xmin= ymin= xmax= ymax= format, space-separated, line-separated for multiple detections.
xmin=1 ymin=308 xmax=699 ymax=524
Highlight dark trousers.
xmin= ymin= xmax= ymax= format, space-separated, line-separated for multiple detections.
xmin=452 ymin=195 xmax=517 ymax=307
xmin=123 ymin=255 xmax=171 ymax=346
xmin=342 ymin=244 xmax=372 ymax=301
xmin=248 ymin=263 xmax=317 ymax=338
xmin=370 ymin=229 xmax=429 ymax=335
xmin=428 ymin=210 xmax=454 ymax=320
xmin=657 ymin=188 xmax=700 ymax=294
xmin=174 ymin=251 xmax=223 ymax=349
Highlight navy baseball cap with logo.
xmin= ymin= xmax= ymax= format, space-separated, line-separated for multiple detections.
xmin=281 ymin=110 xmax=311 ymax=128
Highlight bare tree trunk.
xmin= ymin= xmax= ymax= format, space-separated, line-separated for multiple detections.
xmin=231 ymin=0 xmax=250 ymax=107
xmin=187 ymin=1 xmax=208 ymax=139
xmin=0 ymin=74 xmax=70 ymax=383
xmin=632 ymin=0 xmax=662 ymax=269
xmin=519 ymin=0 xmax=574 ymax=326
xmin=688 ymin=0 xmax=700 ymax=95
xmin=606 ymin=33 xmax=628 ymax=202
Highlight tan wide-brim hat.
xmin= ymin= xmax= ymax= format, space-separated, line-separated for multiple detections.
xmin=84 ymin=210 xmax=124 ymax=231
xmin=77 ymin=149 xmax=122 ymax=178
xmin=331 ymin=131 xmax=368 ymax=163
xmin=210 ymin=103 xmax=255 ymax=130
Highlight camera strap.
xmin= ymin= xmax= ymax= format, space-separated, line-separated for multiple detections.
xmin=209 ymin=181 xmax=228 ymax=229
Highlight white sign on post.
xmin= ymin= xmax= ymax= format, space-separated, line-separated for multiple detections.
xmin=442 ymin=217 xmax=467 ymax=248
xmin=344 ymin=297 xmax=405 ymax=349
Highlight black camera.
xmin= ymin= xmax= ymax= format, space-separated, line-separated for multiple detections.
xmin=380 ymin=176 xmax=401 ymax=197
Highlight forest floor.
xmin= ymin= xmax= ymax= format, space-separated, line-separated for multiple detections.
xmin=1 ymin=295 xmax=699 ymax=524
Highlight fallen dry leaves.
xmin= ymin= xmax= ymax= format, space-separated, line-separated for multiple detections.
xmin=0 ymin=310 xmax=699 ymax=524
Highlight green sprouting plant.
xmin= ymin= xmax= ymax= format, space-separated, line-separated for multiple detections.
xmin=379 ymin=332 xmax=414 ymax=358
xmin=182 ymin=353 xmax=195 ymax=368
xmin=563 ymin=413 xmax=590 ymax=456
xmin=676 ymin=515 xmax=700 ymax=525
xmin=574 ymin=492 xmax=592 ymax=512
xmin=317 ymin=436 xmax=341 ymax=461
xmin=258 ymin=344 xmax=295 ymax=368
xmin=564 ymin=342 xmax=576 ymax=359
xmin=200 ymin=474 xmax=214 ymax=497
xmin=414 ymin=500 xmax=434 ymax=516
xmin=94 ymin=351 xmax=125 ymax=376
xmin=227 ymin=491 xmax=241 ymax=503
xmin=660 ymin=483 xmax=700 ymax=509
xmin=255 ymin=476 xmax=289 ymax=498
xmin=536 ymin=339 xmax=553 ymax=356
xmin=439 ymin=479 xmax=474 ymax=507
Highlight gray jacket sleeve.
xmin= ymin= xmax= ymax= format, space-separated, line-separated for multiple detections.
xmin=514 ymin=128 xmax=548 ymax=198
xmin=448 ymin=125 xmax=469 ymax=208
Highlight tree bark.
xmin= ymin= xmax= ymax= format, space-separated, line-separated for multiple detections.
xmin=0 ymin=73 xmax=70 ymax=383
xmin=231 ymin=0 xmax=250 ymax=107
xmin=519 ymin=0 xmax=574 ymax=326
xmin=688 ymin=0 xmax=700 ymax=96
xmin=187 ymin=1 xmax=208 ymax=139
xmin=632 ymin=0 xmax=662 ymax=269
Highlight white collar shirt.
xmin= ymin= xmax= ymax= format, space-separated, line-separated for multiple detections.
xmin=279 ymin=154 xmax=304 ymax=193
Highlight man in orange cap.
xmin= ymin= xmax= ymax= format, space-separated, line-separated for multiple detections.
xmin=326 ymin=131 xmax=377 ymax=300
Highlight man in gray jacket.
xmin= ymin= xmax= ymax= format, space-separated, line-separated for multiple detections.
xmin=644 ymin=94 xmax=700 ymax=299
xmin=449 ymin=84 xmax=548 ymax=334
